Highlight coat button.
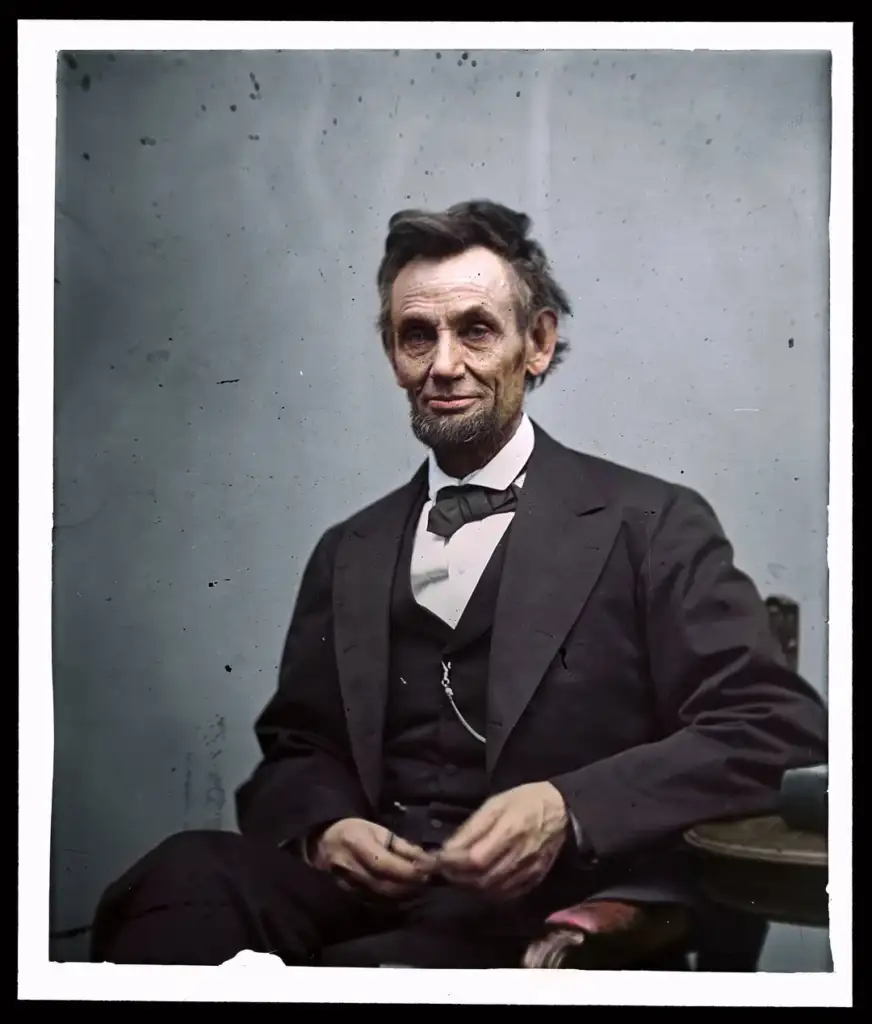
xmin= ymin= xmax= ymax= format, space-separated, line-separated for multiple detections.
xmin=430 ymin=817 xmax=443 ymax=829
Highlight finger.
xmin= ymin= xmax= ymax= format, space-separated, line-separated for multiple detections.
xmin=497 ymin=871 xmax=542 ymax=901
xmin=439 ymin=824 xmax=516 ymax=876
xmin=487 ymin=865 xmax=543 ymax=902
xmin=440 ymin=803 xmax=501 ymax=855
xmin=365 ymin=824 xmax=437 ymax=869
xmin=490 ymin=849 xmax=557 ymax=901
xmin=443 ymin=845 xmax=531 ymax=894
xmin=481 ymin=829 xmax=561 ymax=889
xmin=476 ymin=844 xmax=531 ymax=888
xmin=384 ymin=832 xmax=438 ymax=868
xmin=445 ymin=837 xmax=553 ymax=897
xmin=331 ymin=856 xmax=417 ymax=899
xmin=351 ymin=832 xmax=434 ymax=883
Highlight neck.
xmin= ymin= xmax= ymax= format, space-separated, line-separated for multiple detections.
xmin=432 ymin=412 xmax=523 ymax=480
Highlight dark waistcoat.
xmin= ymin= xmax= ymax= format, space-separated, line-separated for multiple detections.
xmin=378 ymin=496 xmax=510 ymax=848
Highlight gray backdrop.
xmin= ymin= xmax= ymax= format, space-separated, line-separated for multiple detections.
xmin=52 ymin=49 xmax=830 ymax=968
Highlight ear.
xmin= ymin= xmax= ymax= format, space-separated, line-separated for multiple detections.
xmin=524 ymin=309 xmax=559 ymax=381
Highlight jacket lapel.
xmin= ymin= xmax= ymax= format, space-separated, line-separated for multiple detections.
xmin=486 ymin=426 xmax=622 ymax=774
xmin=333 ymin=465 xmax=427 ymax=804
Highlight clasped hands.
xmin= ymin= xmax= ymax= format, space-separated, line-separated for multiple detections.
xmin=312 ymin=782 xmax=569 ymax=901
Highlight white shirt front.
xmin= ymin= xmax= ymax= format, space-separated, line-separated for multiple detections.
xmin=411 ymin=413 xmax=535 ymax=627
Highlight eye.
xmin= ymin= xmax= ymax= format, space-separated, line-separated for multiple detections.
xmin=463 ymin=323 xmax=492 ymax=342
xmin=400 ymin=326 xmax=431 ymax=347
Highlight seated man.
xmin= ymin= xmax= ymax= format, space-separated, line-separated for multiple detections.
xmin=91 ymin=200 xmax=828 ymax=968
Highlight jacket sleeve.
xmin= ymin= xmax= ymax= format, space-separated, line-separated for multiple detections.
xmin=549 ymin=485 xmax=828 ymax=861
xmin=235 ymin=525 xmax=370 ymax=846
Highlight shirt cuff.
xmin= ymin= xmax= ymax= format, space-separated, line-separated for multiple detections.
xmin=566 ymin=810 xmax=600 ymax=868
xmin=568 ymin=811 xmax=586 ymax=851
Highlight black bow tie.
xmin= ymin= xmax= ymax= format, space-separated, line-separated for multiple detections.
xmin=427 ymin=483 xmax=521 ymax=540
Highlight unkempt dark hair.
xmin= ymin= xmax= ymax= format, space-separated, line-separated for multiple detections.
xmin=376 ymin=199 xmax=572 ymax=389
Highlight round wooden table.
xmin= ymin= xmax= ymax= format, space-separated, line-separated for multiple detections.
xmin=684 ymin=815 xmax=828 ymax=928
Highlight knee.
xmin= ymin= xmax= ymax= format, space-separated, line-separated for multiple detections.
xmin=97 ymin=830 xmax=241 ymax=913
xmin=148 ymin=829 xmax=240 ymax=869
xmin=129 ymin=829 xmax=241 ymax=882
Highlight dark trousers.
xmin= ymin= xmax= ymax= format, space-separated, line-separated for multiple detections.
xmin=91 ymin=830 xmax=604 ymax=968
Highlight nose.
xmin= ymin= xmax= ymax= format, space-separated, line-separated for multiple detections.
xmin=429 ymin=331 xmax=465 ymax=380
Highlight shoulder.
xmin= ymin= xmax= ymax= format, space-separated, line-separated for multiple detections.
xmin=537 ymin=430 xmax=728 ymax=560
xmin=312 ymin=470 xmax=425 ymax=556
xmin=549 ymin=443 xmax=732 ymax=583
xmin=550 ymin=436 xmax=711 ymax=520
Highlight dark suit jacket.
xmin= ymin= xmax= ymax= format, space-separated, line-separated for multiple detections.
xmin=235 ymin=423 xmax=827 ymax=884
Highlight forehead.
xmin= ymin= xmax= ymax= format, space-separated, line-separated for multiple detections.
xmin=391 ymin=246 xmax=519 ymax=320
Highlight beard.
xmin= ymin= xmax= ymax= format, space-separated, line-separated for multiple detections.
xmin=408 ymin=397 xmax=502 ymax=450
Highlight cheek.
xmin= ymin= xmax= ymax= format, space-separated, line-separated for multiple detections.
xmin=392 ymin=351 xmax=428 ymax=386
xmin=467 ymin=347 xmax=512 ymax=380
xmin=491 ymin=349 xmax=528 ymax=395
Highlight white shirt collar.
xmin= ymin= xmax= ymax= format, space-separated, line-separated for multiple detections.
xmin=427 ymin=412 xmax=535 ymax=499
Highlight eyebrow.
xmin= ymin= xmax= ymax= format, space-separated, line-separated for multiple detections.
xmin=395 ymin=304 xmax=502 ymax=329
xmin=453 ymin=304 xmax=501 ymax=325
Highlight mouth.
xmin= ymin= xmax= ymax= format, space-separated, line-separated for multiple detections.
xmin=424 ymin=396 xmax=479 ymax=413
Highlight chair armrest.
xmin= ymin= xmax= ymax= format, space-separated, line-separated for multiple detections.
xmin=778 ymin=764 xmax=828 ymax=835
xmin=522 ymin=899 xmax=691 ymax=969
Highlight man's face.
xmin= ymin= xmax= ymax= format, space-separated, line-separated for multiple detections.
xmin=387 ymin=246 xmax=556 ymax=449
